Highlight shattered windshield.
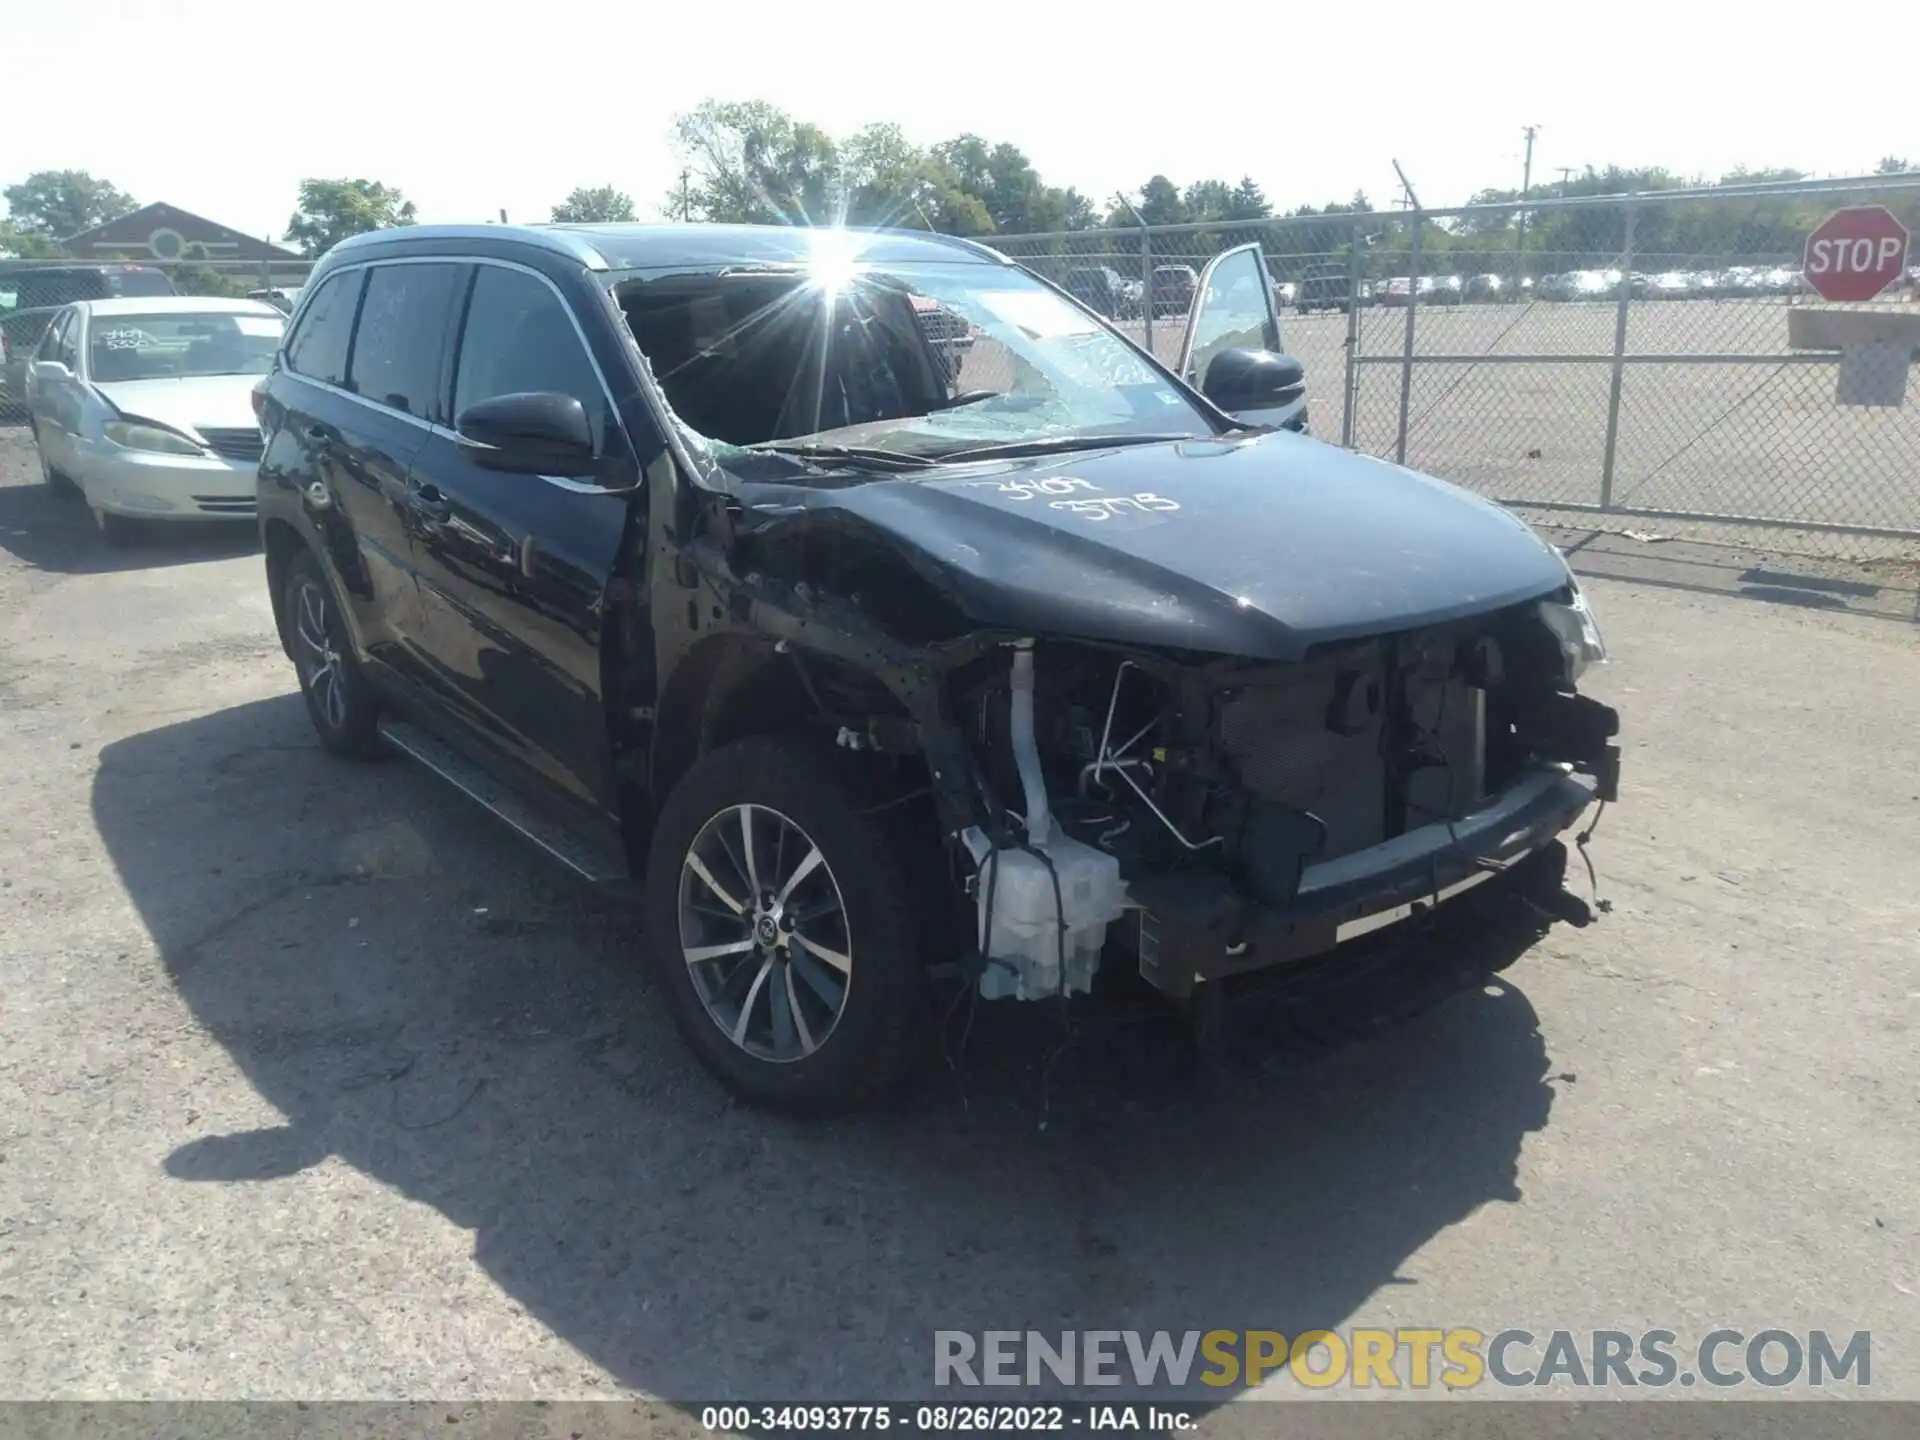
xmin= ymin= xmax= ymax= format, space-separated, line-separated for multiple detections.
xmin=616 ymin=253 xmax=1216 ymax=477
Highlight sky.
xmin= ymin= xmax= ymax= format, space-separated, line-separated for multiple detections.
xmin=6 ymin=0 xmax=1916 ymax=241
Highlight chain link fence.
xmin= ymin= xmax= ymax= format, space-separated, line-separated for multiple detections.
xmin=994 ymin=173 xmax=1920 ymax=560
xmin=9 ymin=184 xmax=1920 ymax=560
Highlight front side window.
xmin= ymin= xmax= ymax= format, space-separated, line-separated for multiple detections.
xmin=617 ymin=251 xmax=1218 ymax=475
xmin=347 ymin=263 xmax=464 ymax=421
xmin=452 ymin=265 xmax=608 ymax=452
xmin=284 ymin=270 xmax=362 ymax=387
xmin=85 ymin=310 xmax=284 ymax=383
xmin=36 ymin=310 xmax=71 ymax=361
xmin=1184 ymin=248 xmax=1278 ymax=392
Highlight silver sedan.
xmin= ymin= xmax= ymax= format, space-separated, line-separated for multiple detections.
xmin=24 ymin=296 xmax=284 ymax=544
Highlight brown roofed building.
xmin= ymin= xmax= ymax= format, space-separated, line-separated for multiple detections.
xmin=60 ymin=202 xmax=300 ymax=262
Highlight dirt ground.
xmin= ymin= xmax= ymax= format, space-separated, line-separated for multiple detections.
xmin=0 ymin=420 xmax=1916 ymax=1414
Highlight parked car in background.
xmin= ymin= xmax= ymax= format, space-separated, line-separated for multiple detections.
xmin=907 ymin=292 xmax=976 ymax=381
xmin=1647 ymin=270 xmax=1701 ymax=300
xmin=249 ymin=222 xmax=1612 ymax=1114
xmin=1149 ymin=263 xmax=1198 ymax=317
xmin=247 ymin=285 xmax=305 ymax=313
xmin=1464 ymin=273 xmax=1505 ymax=302
xmin=1295 ymin=261 xmax=1356 ymax=314
xmin=1 ymin=262 xmax=177 ymax=416
xmin=1566 ymin=269 xmax=1643 ymax=301
xmin=23 ymin=296 xmax=284 ymax=542
xmin=1418 ymin=274 xmax=1464 ymax=305
xmin=1376 ymin=276 xmax=1414 ymax=307
xmin=1062 ymin=266 xmax=1138 ymax=319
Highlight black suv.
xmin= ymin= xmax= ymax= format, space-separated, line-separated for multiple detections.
xmin=256 ymin=223 xmax=1617 ymax=1113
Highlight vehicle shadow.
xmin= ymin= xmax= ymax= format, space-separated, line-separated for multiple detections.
xmin=1547 ymin=526 xmax=1920 ymax=625
xmin=94 ymin=695 xmax=1561 ymax=1403
xmin=0 ymin=472 xmax=260 ymax=575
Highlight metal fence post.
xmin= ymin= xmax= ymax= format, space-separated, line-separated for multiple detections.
xmin=1340 ymin=221 xmax=1363 ymax=448
xmin=1138 ymin=225 xmax=1154 ymax=356
xmin=1598 ymin=199 xmax=1636 ymax=511
xmin=1395 ymin=210 xmax=1422 ymax=465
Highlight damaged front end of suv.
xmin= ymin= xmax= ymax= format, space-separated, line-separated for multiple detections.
xmin=613 ymin=230 xmax=1619 ymax=1112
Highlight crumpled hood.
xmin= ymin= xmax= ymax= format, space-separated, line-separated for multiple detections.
xmin=91 ymin=375 xmax=259 ymax=436
xmin=743 ymin=431 xmax=1572 ymax=660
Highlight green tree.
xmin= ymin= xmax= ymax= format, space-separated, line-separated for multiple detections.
xmin=929 ymin=136 xmax=1088 ymax=234
xmin=285 ymin=178 xmax=416 ymax=256
xmin=672 ymin=100 xmax=840 ymax=225
xmin=1135 ymin=175 xmax=1186 ymax=228
xmin=170 ymin=242 xmax=244 ymax=298
xmin=1182 ymin=179 xmax=1233 ymax=223
xmin=2 ymin=170 xmax=136 ymax=239
xmin=551 ymin=185 xmax=636 ymax=223
xmin=840 ymin=123 xmax=935 ymax=227
xmin=0 ymin=219 xmax=66 ymax=258
xmin=1876 ymin=156 xmax=1915 ymax=175
xmin=1226 ymin=177 xmax=1272 ymax=222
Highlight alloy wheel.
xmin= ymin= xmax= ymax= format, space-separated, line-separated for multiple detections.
xmin=677 ymin=803 xmax=852 ymax=1063
xmin=293 ymin=578 xmax=346 ymax=732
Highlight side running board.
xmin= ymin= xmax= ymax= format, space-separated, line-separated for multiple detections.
xmin=378 ymin=719 xmax=630 ymax=885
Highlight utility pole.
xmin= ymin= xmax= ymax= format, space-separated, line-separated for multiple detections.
xmin=678 ymin=169 xmax=691 ymax=223
xmin=1515 ymin=124 xmax=1539 ymax=295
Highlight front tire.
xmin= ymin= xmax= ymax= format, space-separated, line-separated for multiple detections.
xmin=32 ymin=423 xmax=73 ymax=494
xmin=283 ymin=550 xmax=381 ymax=759
xmin=92 ymin=506 xmax=141 ymax=547
xmin=643 ymin=735 xmax=926 ymax=1114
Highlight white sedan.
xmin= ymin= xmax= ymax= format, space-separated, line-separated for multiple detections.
xmin=24 ymin=296 xmax=284 ymax=543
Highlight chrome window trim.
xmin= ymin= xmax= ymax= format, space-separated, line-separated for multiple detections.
xmin=283 ymin=253 xmax=661 ymax=494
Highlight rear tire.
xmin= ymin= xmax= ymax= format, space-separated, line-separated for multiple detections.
xmin=643 ymin=735 xmax=927 ymax=1114
xmin=283 ymin=549 xmax=381 ymax=759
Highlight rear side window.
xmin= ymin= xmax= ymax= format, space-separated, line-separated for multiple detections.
xmin=347 ymin=263 xmax=464 ymax=422
xmin=452 ymin=265 xmax=608 ymax=451
xmin=284 ymin=270 xmax=363 ymax=387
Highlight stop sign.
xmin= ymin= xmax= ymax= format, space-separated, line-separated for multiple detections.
xmin=1802 ymin=206 xmax=1911 ymax=302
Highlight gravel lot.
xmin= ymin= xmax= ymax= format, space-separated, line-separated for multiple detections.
xmin=0 ymin=419 xmax=1917 ymax=1413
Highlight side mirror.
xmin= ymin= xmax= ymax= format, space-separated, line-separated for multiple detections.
xmin=455 ymin=391 xmax=596 ymax=476
xmin=1200 ymin=348 xmax=1306 ymax=410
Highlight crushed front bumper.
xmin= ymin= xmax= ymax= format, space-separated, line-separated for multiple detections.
xmin=1131 ymin=767 xmax=1603 ymax=997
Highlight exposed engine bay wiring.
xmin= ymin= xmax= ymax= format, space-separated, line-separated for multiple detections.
xmin=1084 ymin=660 xmax=1224 ymax=852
